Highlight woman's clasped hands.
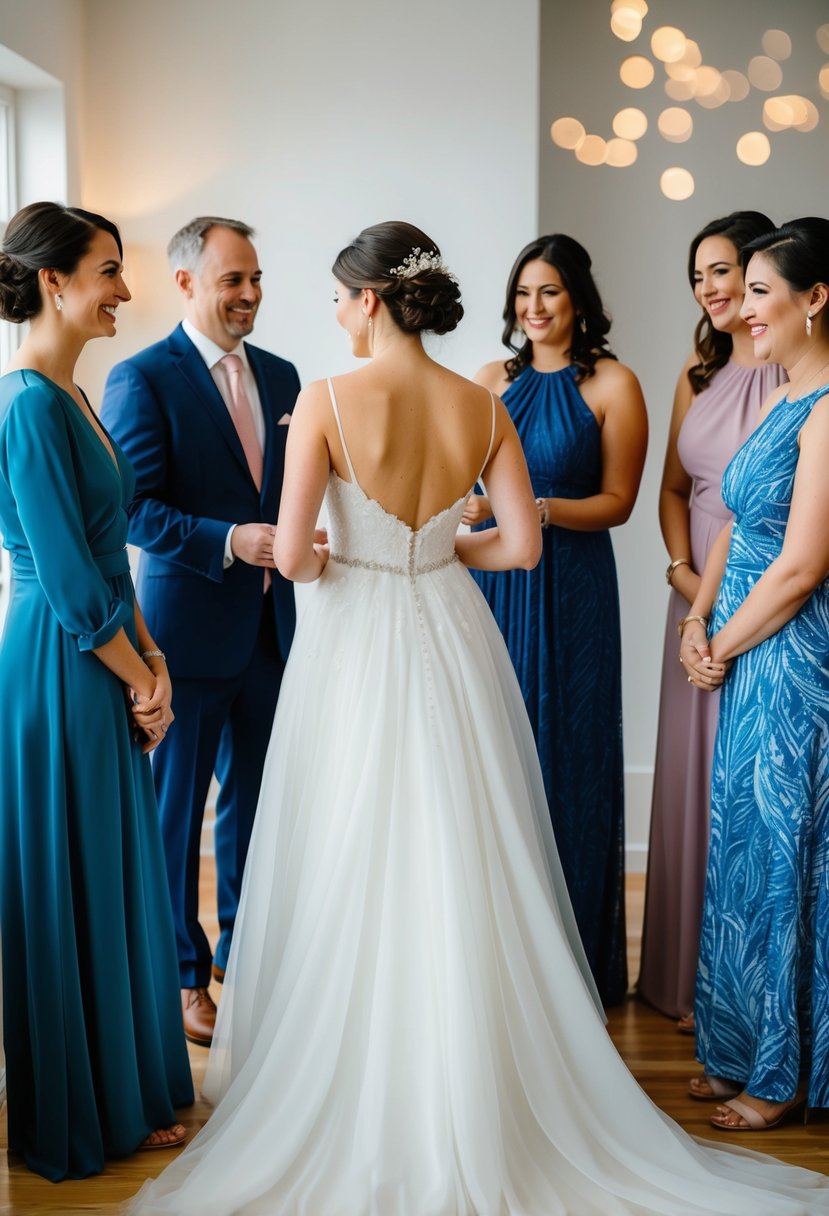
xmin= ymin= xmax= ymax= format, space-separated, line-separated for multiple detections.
xmin=130 ymin=668 xmax=174 ymax=753
xmin=679 ymin=619 xmax=730 ymax=691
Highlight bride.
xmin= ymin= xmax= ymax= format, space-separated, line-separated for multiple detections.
xmin=130 ymin=222 xmax=829 ymax=1214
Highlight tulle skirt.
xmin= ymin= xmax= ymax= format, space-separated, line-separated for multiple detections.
xmin=130 ymin=560 xmax=829 ymax=1215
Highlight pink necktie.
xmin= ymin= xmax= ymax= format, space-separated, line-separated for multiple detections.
xmin=222 ymin=354 xmax=270 ymax=592
xmin=221 ymin=353 xmax=263 ymax=491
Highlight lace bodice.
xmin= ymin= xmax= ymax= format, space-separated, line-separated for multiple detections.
xmin=323 ymin=378 xmax=494 ymax=579
xmin=325 ymin=474 xmax=466 ymax=575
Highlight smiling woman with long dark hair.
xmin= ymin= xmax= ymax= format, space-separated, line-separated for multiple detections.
xmin=638 ymin=211 xmax=785 ymax=1034
xmin=463 ymin=233 xmax=648 ymax=1006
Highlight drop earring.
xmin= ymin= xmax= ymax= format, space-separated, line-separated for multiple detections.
xmin=579 ymin=315 xmax=587 ymax=334
xmin=55 ymin=293 xmax=63 ymax=312
xmin=806 ymin=313 xmax=813 ymax=337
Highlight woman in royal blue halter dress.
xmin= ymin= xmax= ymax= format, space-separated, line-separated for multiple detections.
xmin=466 ymin=235 xmax=648 ymax=1006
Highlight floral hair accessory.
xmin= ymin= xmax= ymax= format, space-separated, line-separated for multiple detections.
xmin=389 ymin=247 xmax=448 ymax=278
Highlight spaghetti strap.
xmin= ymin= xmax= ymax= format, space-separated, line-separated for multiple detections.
xmin=477 ymin=391 xmax=497 ymax=482
xmin=326 ymin=378 xmax=358 ymax=487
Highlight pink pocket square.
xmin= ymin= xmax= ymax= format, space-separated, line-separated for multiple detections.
xmin=277 ymin=413 xmax=292 ymax=425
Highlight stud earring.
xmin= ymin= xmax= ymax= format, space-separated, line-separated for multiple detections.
xmin=55 ymin=293 xmax=63 ymax=312
xmin=806 ymin=313 xmax=813 ymax=337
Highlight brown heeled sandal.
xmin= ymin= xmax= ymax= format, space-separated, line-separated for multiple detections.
xmin=139 ymin=1124 xmax=187 ymax=1151
xmin=710 ymin=1096 xmax=807 ymax=1132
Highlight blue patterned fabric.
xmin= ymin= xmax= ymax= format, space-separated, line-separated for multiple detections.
xmin=696 ymin=383 xmax=829 ymax=1106
xmin=472 ymin=365 xmax=627 ymax=1005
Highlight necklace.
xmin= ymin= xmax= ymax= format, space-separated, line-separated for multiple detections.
xmin=784 ymin=355 xmax=829 ymax=401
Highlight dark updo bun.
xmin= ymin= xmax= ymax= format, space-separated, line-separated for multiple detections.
xmin=0 ymin=201 xmax=122 ymax=323
xmin=0 ymin=247 xmax=39 ymax=323
xmin=332 ymin=221 xmax=464 ymax=336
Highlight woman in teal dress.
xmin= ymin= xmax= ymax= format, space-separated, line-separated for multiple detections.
xmin=464 ymin=235 xmax=648 ymax=1005
xmin=683 ymin=217 xmax=829 ymax=1131
xmin=0 ymin=203 xmax=193 ymax=1179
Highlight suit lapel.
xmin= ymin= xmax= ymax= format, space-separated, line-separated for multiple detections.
xmin=170 ymin=325 xmax=254 ymax=484
xmin=247 ymin=343 xmax=287 ymax=504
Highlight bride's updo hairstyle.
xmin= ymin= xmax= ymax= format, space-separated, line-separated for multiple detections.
xmin=332 ymin=221 xmax=463 ymax=336
xmin=0 ymin=201 xmax=123 ymax=323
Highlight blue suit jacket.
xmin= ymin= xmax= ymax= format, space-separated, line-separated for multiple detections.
xmin=100 ymin=324 xmax=299 ymax=679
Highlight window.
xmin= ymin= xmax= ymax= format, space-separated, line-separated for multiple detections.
xmin=0 ymin=84 xmax=13 ymax=631
xmin=0 ymin=83 xmax=17 ymax=371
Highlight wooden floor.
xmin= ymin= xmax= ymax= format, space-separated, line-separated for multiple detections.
xmin=1 ymin=872 xmax=825 ymax=1214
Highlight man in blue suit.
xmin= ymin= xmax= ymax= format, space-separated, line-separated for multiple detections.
xmin=101 ymin=217 xmax=299 ymax=1046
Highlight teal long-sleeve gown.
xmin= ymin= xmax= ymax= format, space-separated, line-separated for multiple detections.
xmin=0 ymin=370 xmax=193 ymax=1181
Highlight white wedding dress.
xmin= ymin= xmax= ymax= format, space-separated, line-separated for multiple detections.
xmin=131 ymin=384 xmax=829 ymax=1215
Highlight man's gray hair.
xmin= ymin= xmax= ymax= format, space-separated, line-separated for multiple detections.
xmin=167 ymin=216 xmax=255 ymax=272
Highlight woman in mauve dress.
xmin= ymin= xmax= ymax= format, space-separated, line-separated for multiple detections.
xmin=638 ymin=211 xmax=785 ymax=1032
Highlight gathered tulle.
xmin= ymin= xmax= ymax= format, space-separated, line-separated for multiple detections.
xmin=129 ymin=466 xmax=829 ymax=1215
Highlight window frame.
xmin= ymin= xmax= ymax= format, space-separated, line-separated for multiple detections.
xmin=0 ymin=82 xmax=18 ymax=371
xmin=0 ymin=82 xmax=15 ymax=630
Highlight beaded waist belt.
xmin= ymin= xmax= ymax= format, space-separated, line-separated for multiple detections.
xmin=329 ymin=552 xmax=459 ymax=578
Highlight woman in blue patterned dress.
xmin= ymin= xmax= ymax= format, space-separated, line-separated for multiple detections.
xmin=463 ymin=235 xmax=648 ymax=1005
xmin=0 ymin=203 xmax=193 ymax=1178
xmin=682 ymin=217 xmax=829 ymax=1131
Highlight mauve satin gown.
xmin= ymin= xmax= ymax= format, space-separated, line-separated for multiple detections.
xmin=638 ymin=359 xmax=785 ymax=1019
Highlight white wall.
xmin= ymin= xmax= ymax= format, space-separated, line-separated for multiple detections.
xmin=76 ymin=0 xmax=541 ymax=401
xmin=538 ymin=0 xmax=829 ymax=863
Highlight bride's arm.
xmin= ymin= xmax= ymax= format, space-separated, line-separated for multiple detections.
xmin=455 ymin=400 xmax=541 ymax=572
xmin=274 ymin=384 xmax=331 ymax=583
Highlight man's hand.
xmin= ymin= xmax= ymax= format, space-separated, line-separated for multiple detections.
xmin=231 ymin=523 xmax=277 ymax=568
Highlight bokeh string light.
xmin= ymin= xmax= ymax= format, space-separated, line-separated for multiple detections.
xmin=550 ymin=9 xmax=827 ymax=201
xmin=657 ymin=107 xmax=693 ymax=143
xmin=612 ymin=107 xmax=648 ymax=139
xmin=660 ymin=167 xmax=695 ymax=200
xmin=736 ymin=131 xmax=771 ymax=165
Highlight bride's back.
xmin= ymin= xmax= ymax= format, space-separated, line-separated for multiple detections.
xmin=327 ymin=361 xmax=493 ymax=532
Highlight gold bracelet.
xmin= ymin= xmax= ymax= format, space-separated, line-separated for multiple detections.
xmin=666 ymin=557 xmax=691 ymax=585
xmin=677 ymin=615 xmax=708 ymax=638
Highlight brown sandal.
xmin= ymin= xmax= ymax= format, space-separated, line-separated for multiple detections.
xmin=139 ymin=1124 xmax=187 ymax=1151
xmin=710 ymin=1097 xmax=806 ymax=1132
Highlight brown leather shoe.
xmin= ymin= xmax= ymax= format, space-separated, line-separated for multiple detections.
xmin=181 ymin=987 xmax=217 ymax=1046
xmin=211 ymin=962 xmax=225 ymax=984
